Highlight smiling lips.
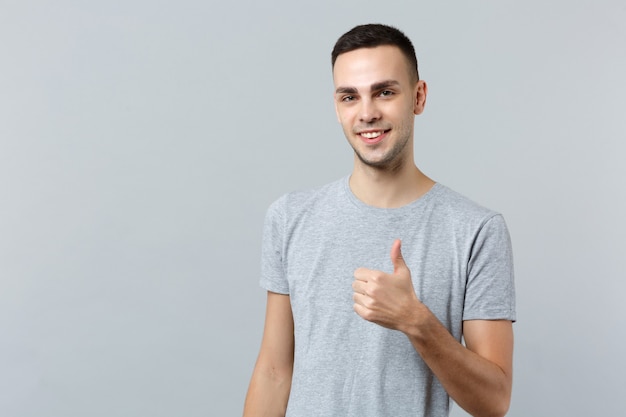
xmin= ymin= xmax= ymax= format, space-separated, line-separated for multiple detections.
xmin=358 ymin=129 xmax=390 ymax=144
xmin=361 ymin=131 xmax=383 ymax=139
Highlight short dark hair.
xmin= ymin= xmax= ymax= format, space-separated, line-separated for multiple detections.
xmin=331 ymin=24 xmax=419 ymax=82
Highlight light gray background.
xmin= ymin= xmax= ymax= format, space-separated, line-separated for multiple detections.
xmin=1 ymin=0 xmax=624 ymax=416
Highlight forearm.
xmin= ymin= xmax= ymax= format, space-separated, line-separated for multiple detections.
xmin=243 ymin=363 xmax=292 ymax=417
xmin=402 ymin=305 xmax=512 ymax=417
xmin=244 ymin=292 xmax=294 ymax=417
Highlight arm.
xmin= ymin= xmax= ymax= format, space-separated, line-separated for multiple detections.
xmin=404 ymin=313 xmax=513 ymax=417
xmin=353 ymin=239 xmax=513 ymax=417
xmin=243 ymin=291 xmax=294 ymax=417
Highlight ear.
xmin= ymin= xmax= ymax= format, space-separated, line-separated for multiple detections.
xmin=413 ymin=80 xmax=428 ymax=115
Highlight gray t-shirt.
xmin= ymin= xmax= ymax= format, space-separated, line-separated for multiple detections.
xmin=260 ymin=177 xmax=516 ymax=417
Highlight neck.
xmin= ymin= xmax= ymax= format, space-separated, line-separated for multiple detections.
xmin=349 ymin=157 xmax=435 ymax=209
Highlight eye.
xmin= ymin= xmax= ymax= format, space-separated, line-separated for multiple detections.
xmin=379 ymin=90 xmax=394 ymax=97
xmin=341 ymin=95 xmax=356 ymax=102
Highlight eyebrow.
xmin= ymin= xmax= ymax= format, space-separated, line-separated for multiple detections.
xmin=371 ymin=80 xmax=400 ymax=91
xmin=335 ymin=86 xmax=358 ymax=95
xmin=335 ymin=80 xmax=400 ymax=95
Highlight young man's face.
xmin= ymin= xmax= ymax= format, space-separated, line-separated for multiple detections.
xmin=333 ymin=45 xmax=426 ymax=170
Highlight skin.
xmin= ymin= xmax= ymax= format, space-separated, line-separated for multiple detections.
xmin=243 ymin=292 xmax=293 ymax=417
xmin=244 ymin=45 xmax=513 ymax=417
xmin=333 ymin=45 xmax=433 ymax=208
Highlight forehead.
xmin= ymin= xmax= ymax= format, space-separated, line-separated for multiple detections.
xmin=332 ymin=45 xmax=411 ymax=89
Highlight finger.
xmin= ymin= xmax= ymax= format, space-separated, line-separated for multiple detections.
xmin=353 ymin=302 xmax=365 ymax=318
xmin=353 ymin=302 xmax=374 ymax=322
xmin=390 ymin=239 xmax=408 ymax=274
xmin=352 ymin=292 xmax=368 ymax=306
xmin=352 ymin=280 xmax=366 ymax=294
xmin=354 ymin=267 xmax=373 ymax=281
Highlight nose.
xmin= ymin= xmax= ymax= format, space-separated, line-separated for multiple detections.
xmin=359 ymin=98 xmax=381 ymax=123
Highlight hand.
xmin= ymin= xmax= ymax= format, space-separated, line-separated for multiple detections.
xmin=352 ymin=239 xmax=422 ymax=332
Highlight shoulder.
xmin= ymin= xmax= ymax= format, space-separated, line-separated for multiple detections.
xmin=430 ymin=184 xmax=505 ymax=230
xmin=267 ymin=177 xmax=346 ymax=219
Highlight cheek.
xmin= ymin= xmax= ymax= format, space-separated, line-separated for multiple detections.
xmin=337 ymin=109 xmax=355 ymax=126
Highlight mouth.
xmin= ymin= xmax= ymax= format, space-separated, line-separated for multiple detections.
xmin=357 ymin=129 xmax=391 ymax=143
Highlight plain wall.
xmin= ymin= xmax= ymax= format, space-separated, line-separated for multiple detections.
xmin=1 ymin=0 xmax=624 ymax=416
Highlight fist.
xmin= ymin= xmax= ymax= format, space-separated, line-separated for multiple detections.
xmin=352 ymin=239 xmax=421 ymax=332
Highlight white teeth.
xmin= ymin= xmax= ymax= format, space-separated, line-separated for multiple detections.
xmin=361 ymin=131 xmax=383 ymax=139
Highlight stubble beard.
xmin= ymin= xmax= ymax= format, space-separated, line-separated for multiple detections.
xmin=348 ymin=127 xmax=412 ymax=173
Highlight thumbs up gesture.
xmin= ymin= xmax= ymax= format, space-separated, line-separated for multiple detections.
xmin=352 ymin=239 xmax=422 ymax=332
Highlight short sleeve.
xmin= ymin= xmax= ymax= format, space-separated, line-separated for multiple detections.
xmin=464 ymin=214 xmax=516 ymax=321
xmin=259 ymin=197 xmax=290 ymax=294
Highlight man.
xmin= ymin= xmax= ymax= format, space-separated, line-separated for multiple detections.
xmin=243 ymin=24 xmax=515 ymax=417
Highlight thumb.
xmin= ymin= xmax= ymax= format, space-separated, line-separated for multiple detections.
xmin=390 ymin=239 xmax=408 ymax=274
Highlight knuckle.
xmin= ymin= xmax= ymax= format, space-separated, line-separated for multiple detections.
xmin=371 ymin=272 xmax=385 ymax=283
xmin=362 ymin=310 xmax=376 ymax=322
